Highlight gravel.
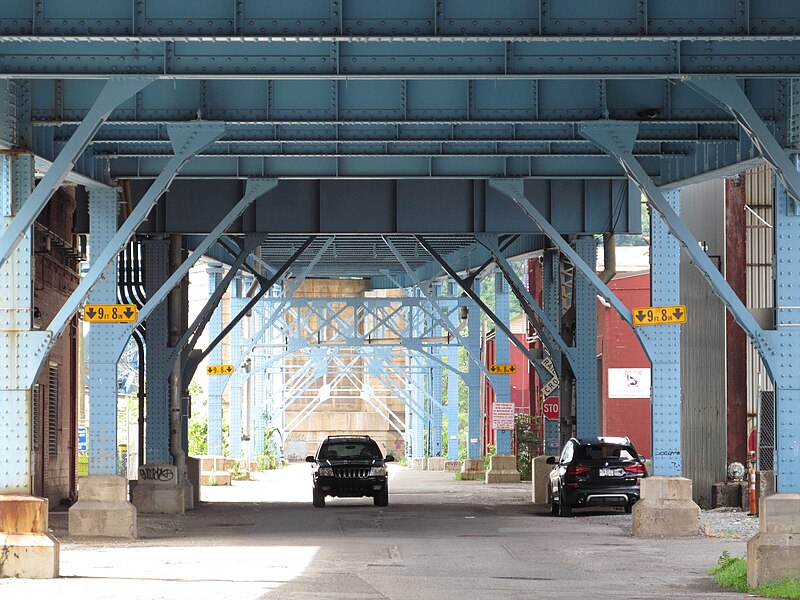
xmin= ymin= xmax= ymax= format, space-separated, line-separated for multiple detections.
xmin=581 ymin=506 xmax=760 ymax=539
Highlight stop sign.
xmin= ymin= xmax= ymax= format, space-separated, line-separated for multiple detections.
xmin=542 ymin=397 xmax=559 ymax=421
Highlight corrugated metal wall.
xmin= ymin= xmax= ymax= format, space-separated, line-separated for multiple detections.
xmin=744 ymin=167 xmax=774 ymax=469
xmin=678 ymin=179 xmax=728 ymax=504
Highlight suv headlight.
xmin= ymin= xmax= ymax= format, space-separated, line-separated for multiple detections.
xmin=318 ymin=467 xmax=334 ymax=477
xmin=369 ymin=466 xmax=387 ymax=477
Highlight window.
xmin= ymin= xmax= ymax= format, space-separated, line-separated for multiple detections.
xmin=47 ymin=365 xmax=59 ymax=457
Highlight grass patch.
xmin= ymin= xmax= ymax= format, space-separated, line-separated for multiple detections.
xmin=454 ymin=470 xmax=463 ymax=481
xmin=710 ymin=552 xmax=800 ymax=599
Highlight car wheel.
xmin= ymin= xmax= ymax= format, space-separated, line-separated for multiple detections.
xmin=548 ymin=485 xmax=558 ymax=515
xmin=373 ymin=489 xmax=389 ymax=507
xmin=312 ymin=487 xmax=326 ymax=508
xmin=557 ymin=489 xmax=572 ymax=517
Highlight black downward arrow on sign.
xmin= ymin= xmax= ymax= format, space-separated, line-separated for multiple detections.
xmin=123 ymin=307 xmax=134 ymax=318
xmin=635 ymin=310 xmax=645 ymax=322
xmin=673 ymin=308 xmax=684 ymax=320
xmin=86 ymin=308 xmax=96 ymax=319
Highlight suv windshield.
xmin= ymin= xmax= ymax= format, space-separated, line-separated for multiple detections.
xmin=319 ymin=441 xmax=379 ymax=460
xmin=574 ymin=444 xmax=636 ymax=461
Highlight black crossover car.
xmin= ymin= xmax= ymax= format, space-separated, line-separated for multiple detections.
xmin=306 ymin=435 xmax=394 ymax=508
xmin=547 ymin=436 xmax=647 ymax=517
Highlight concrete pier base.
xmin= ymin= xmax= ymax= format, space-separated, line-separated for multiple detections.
xmin=532 ymin=455 xmax=557 ymax=503
xmin=68 ymin=475 xmax=137 ymax=538
xmin=632 ymin=476 xmax=700 ymax=537
xmin=460 ymin=457 xmax=485 ymax=481
xmin=411 ymin=458 xmax=427 ymax=470
xmin=427 ymin=457 xmax=446 ymax=471
xmin=444 ymin=460 xmax=462 ymax=473
xmin=0 ymin=495 xmax=59 ymax=578
xmin=485 ymin=454 xmax=521 ymax=484
xmin=186 ymin=457 xmax=201 ymax=507
xmin=130 ymin=464 xmax=185 ymax=515
xmin=747 ymin=494 xmax=800 ymax=588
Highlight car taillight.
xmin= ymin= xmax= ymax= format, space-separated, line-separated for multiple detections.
xmin=566 ymin=465 xmax=591 ymax=476
xmin=624 ymin=463 xmax=646 ymax=476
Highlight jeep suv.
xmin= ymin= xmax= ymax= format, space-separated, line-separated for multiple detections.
xmin=305 ymin=435 xmax=394 ymax=508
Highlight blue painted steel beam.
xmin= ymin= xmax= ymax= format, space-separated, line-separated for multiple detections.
xmin=0 ymin=78 xmax=150 ymax=269
xmin=573 ymin=236 xmax=599 ymax=439
xmin=4 ymin=38 xmax=800 ymax=78
xmin=493 ymin=272 xmax=513 ymax=455
xmin=206 ymin=267 xmax=225 ymax=456
xmin=542 ymin=249 xmax=562 ymax=455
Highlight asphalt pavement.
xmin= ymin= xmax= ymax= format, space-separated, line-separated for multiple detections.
xmin=0 ymin=464 xmax=749 ymax=600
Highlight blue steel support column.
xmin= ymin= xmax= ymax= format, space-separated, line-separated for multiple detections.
xmin=410 ymin=296 xmax=425 ymax=460
xmin=251 ymin=300 xmax=266 ymax=459
xmin=446 ymin=282 xmax=460 ymax=460
xmin=228 ymin=281 xmax=246 ymax=460
xmin=542 ymin=250 xmax=562 ymax=455
xmin=492 ymin=271 xmax=513 ymax=455
xmin=144 ymin=238 xmax=171 ymax=464
xmin=466 ymin=285 xmax=482 ymax=459
xmin=773 ymin=180 xmax=800 ymax=493
xmin=639 ymin=192 xmax=683 ymax=476
xmin=206 ymin=266 xmax=225 ymax=456
xmin=0 ymin=154 xmax=48 ymax=494
xmin=429 ymin=364 xmax=443 ymax=457
xmin=86 ymin=188 xmax=126 ymax=474
xmin=574 ymin=237 xmax=599 ymax=439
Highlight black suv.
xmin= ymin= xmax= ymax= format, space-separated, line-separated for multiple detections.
xmin=547 ymin=436 xmax=647 ymax=517
xmin=306 ymin=435 xmax=394 ymax=508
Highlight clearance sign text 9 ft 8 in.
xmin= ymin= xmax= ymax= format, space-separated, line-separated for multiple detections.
xmin=83 ymin=304 xmax=138 ymax=323
xmin=632 ymin=304 xmax=687 ymax=327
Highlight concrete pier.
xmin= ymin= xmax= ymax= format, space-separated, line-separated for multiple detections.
xmin=747 ymin=494 xmax=800 ymax=588
xmin=68 ymin=475 xmax=137 ymax=538
xmin=632 ymin=476 xmax=700 ymax=537
xmin=0 ymin=495 xmax=59 ymax=578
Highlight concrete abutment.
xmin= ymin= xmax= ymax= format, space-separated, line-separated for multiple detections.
xmin=0 ymin=495 xmax=59 ymax=578
xmin=747 ymin=494 xmax=800 ymax=588
xmin=632 ymin=476 xmax=700 ymax=537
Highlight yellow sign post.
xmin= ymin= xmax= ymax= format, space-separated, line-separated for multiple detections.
xmin=489 ymin=363 xmax=517 ymax=375
xmin=632 ymin=305 xmax=687 ymax=326
xmin=207 ymin=364 xmax=235 ymax=375
xmin=83 ymin=304 xmax=138 ymax=322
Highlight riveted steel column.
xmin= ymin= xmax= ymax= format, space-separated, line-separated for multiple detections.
xmin=543 ymin=250 xmax=562 ymax=455
xmin=144 ymin=238 xmax=171 ymax=464
xmin=637 ymin=191 xmax=683 ymax=476
xmin=773 ymin=179 xmax=800 ymax=492
xmin=252 ymin=300 xmax=266 ymax=458
xmin=0 ymin=154 xmax=48 ymax=494
xmin=228 ymin=280 xmax=245 ymax=460
xmin=429 ymin=364 xmax=443 ymax=457
xmin=574 ymin=237 xmax=599 ymax=438
xmin=86 ymin=188 xmax=126 ymax=474
xmin=492 ymin=271 xmax=513 ymax=454
xmin=447 ymin=282 xmax=460 ymax=460
xmin=466 ymin=282 xmax=482 ymax=459
xmin=410 ymin=293 xmax=425 ymax=460
xmin=206 ymin=265 xmax=225 ymax=456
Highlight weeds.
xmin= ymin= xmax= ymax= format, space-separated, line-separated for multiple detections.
xmin=710 ymin=552 xmax=800 ymax=599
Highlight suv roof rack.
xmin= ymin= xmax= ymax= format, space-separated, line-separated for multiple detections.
xmin=326 ymin=435 xmax=372 ymax=440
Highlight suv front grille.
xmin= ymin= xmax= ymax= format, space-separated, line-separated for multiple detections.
xmin=333 ymin=466 xmax=371 ymax=479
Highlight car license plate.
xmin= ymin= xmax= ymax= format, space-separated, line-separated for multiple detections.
xmin=600 ymin=468 xmax=625 ymax=477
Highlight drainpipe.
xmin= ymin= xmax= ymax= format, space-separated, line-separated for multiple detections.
xmin=598 ymin=233 xmax=617 ymax=285
xmin=168 ymin=234 xmax=186 ymax=476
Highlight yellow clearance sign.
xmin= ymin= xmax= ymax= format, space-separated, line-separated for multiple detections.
xmin=632 ymin=305 xmax=687 ymax=326
xmin=83 ymin=304 xmax=137 ymax=322
xmin=489 ymin=363 xmax=517 ymax=375
xmin=207 ymin=365 xmax=235 ymax=375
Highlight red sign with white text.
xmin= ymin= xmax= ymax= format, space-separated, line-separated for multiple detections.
xmin=542 ymin=397 xmax=560 ymax=421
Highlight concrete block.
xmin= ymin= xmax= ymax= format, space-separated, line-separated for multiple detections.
xmin=532 ymin=455 xmax=557 ymax=504
xmin=186 ymin=457 xmax=201 ymax=506
xmin=747 ymin=494 xmax=800 ymax=588
xmin=712 ymin=482 xmax=744 ymax=508
xmin=411 ymin=458 xmax=427 ymax=470
xmin=0 ymin=495 xmax=59 ymax=579
xmin=69 ymin=476 xmax=137 ymax=538
xmin=444 ymin=460 xmax=462 ymax=473
xmin=130 ymin=464 xmax=184 ymax=515
xmin=200 ymin=471 xmax=232 ymax=486
xmin=632 ymin=477 xmax=700 ymax=537
xmin=485 ymin=454 xmax=521 ymax=484
xmin=460 ymin=457 xmax=485 ymax=481
xmin=427 ymin=457 xmax=447 ymax=471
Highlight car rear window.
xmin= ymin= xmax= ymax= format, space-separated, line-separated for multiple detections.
xmin=574 ymin=444 xmax=636 ymax=461
xmin=319 ymin=442 xmax=380 ymax=460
